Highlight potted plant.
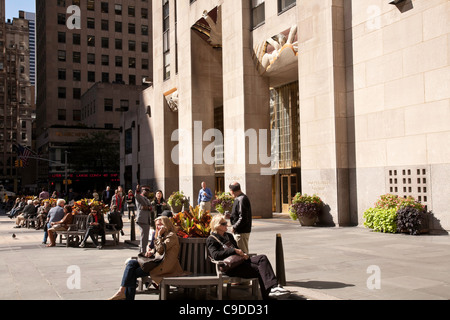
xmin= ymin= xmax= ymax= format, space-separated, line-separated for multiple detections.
xmin=167 ymin=191 xmax=187 ymax=214
xmin=171 ymin=205 xmax=212 ymax=238
xmin=289 ymin=193 xmax=323 ymax=226
xmin=212 ymin=192 xmax=234 ymax=214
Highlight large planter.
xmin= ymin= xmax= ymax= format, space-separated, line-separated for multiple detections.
xmin=170 ymin=205 xmax=183 ymax=214
xmin=299 ymin=216 xmax=317 ymax=226
xmin=178 ymin=237 xmax=214 ymax=275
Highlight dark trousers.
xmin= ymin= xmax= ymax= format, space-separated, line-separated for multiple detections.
xmin=225 ymin=254 xmax=278 ymax=299
xmin=81 ymin=227 xmax=105 ymax=246
xmin=121 ymin=260 xmax=149 ymax=300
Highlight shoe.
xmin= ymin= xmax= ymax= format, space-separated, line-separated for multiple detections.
xmin=79 ymin=242 xmax=85 ymax=248
xmin=108 ymin=291 xmax=126 ymax=300
xmin=97 ymin=245 xmax=103 ymax=249
xmin=268 ymin=286 xmax=291 ymax=299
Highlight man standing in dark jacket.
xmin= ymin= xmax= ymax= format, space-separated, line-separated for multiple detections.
xmin=228 ymin=182 xmax=252 ymax=254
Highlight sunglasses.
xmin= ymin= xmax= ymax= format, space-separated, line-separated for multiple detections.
xmin=220 ymin=222 xmax=228 ymax=226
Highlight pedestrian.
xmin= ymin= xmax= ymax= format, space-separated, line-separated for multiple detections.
xmin=228 ymin=182 xmax=252 ymax=254
xmin=111 ymin=189 xmax=123 ymax=214
xmin=197 ymin=181 xmax=213 ymax=212
xmin=39 ymin=187 xmax=50 ymax=200
xmin=125 ymin=189 xmax=135 ymax=220
xmin=152 ymin=190 xmax=169 ymax=219
xmin=134 ymin=185 xmax=153 ymax=254
xmin=102 ymin=186 xmax=113 ymax=206
xmin=42 ymin=199 xmax=66 ymax=244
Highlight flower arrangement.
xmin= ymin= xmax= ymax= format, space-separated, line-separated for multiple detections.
xmin=364 ymin=194 xmax=427 ymax=235
xmin=42 ymin=198 xmax=57 ymax=207
xmin=72 ymin=199 xmax=109 ymax=215
xmin=289 ymin=193 xmax=324 ymax=221
xmin=167 ymin=191 xmax=187 ymax=210
xmin=212 ymin=192 xmax=234 ymax=214
xmin=171 ymin=205 xmax=212 ymax=238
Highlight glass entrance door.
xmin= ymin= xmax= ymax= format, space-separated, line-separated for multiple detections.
xmin=281 ymin=174 xmax=297 ymax=213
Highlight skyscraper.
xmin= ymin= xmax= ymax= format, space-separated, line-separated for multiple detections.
xmin=35 ymin=0 xmax=152 ymax=191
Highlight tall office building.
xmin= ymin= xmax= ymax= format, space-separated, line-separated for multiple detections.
xmin=36 ymin=0 xmax=152 ymax=191
xmin=24 ymin=12 xmax=35 ymax=87
xmin=0 ymin=3 xmax=33 ymax=192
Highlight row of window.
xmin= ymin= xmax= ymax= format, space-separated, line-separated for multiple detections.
xmin=57 ymin=50 xmax=149 ymax=69
xmin=57 ymin=0 xmax=149 ymax=17
xmin=57 ymin=14 xmax=149 ymax=34
xmin=57 ymin=33 xmax=149 ymax=52
xmin=251 ymin=0 xmax=296 ymax=29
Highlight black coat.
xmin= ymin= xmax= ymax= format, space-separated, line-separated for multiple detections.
xmin=230 ymin=193 xmax=252 ymax=234
xmin=206 ymin=232 xmax=238 ymax=261
xmin=21 ymin=204 xmax=37 ymax=218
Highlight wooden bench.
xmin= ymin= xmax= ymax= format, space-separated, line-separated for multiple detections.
xmin=59 ymin=215 xmax=89 ymax=247
xmin=158 ymin=238 xmax=260 ymax=300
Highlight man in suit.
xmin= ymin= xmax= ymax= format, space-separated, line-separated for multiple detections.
xmin=102 ymin=186 xmax=113 ymax=206
xmin=134 ymin=185 xmax=153 ymax=254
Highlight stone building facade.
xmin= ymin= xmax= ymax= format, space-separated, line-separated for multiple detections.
xmin=122 ymin=0 xmax=450 ymax=231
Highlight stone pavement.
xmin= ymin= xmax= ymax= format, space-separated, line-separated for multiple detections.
xmin=1 ymin=209 xmax=450 ymax=301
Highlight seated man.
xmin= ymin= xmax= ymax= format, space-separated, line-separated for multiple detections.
xmin=108 ymin=204 xmax=124 ymax=236
xmin=14 ymin=200 xmax=38 ymax=228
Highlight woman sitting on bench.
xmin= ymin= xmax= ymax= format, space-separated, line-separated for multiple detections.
xmin=206 ymin=214 xmax=289 ymax=300
xmin=108 ymin=216 xmax=184 ymax=300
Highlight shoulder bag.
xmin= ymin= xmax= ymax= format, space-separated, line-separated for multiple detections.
xmin=137 ymin=243 xmax=166 ymax=273
xmin=210 ymin=234 xmax=245 ymax=272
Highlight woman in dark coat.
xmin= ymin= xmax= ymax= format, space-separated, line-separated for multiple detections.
xmin=206 ymin=214 xmax=289 ymax=300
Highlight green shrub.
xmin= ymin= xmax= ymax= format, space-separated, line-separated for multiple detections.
xmin=363 ymin=207 xmax=397 ymax=233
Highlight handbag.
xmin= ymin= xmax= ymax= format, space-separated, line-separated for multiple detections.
xmin=210 ymin=235 xmax=245 ymax=272
xmin=137 ymin=243 xmax=166 ymax=273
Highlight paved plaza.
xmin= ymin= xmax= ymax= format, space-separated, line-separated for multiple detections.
xmin=1 ymin=209 xmax=450 ymax=301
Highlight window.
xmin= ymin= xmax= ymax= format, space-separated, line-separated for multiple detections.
xmin=102 ymin=72 xmax=109 ymax=83
xmin=115 ymin=21 xmax=122 ymax=33
xmin=128 ymin=40 xmax=136 ymax=51
xmin=163 ymin=0 xmax=170 ymax=80
xmin=58 ymin=50 xmax=66 ymax=62
xmin=58 ymin=87 xmax=66 ymax=99
xmin=58 ymin=32 xmax=66 ymax=43
xmin=278 ymin=0 xmax=296 ymax=14
xmin=88 ymin=71 xmax=95 ymax=82
xmin=101 ymin=37 xmax=109 ymax=48
xmin=58 ymin=68 xmax=66 ymax=80
xmin=57 ymin=13 xmax=66 ymax=25
xmin=73 ymin=88 xmax=81 ymax=99
xmin=115 ymin=39 xmax=122 ymax=50
xmin=73 ymin=33 xmax=81 ymax=45
xmin=125 ymin=129 xmax=132 ymax=154
xmin=87 ymin=0 xmax=95 ymax=11
xmin=87 ymin=53 xmax=95 ymax=64
xmin=128 ymin=6 xmax=135 ymax=17
xmin=115 ymin=56 xmax=123 ymax=67
xmin=115 ymin=4 xmax=122 ymax=15
xmin=87 ymin=35 xmax=95 ymax=47
xmin=87 ymin=18 xmax=95 ymax=29
xmin=142 ymin=59 xmax=149 ymax=70
xmin=73 ymin=70 xmax=81 ymax=81
xmin=73 ymin=52 xmax=81 ymax=63
xmin=129 ymin=57 xmax=136 ymax=68
xmin=120 ymin=100 xmax=129 ymax=112
xmin=252 ymin=0 xmax=265 ymax=28
xmin=101 ymin=20 xmax=109 ymax=31
xmin=141 ymin=25 xmax=148 ymax=36
xmin=104 ymin=99 xmax=113 ymax=112
xmin=101 ymin=2 xmax=109 ymax=13
xmin=141 ymin=8 xmax=148 ymax=19
xmin=128 ymin=23 xmax=135 ymax=34
xmin=101 ymin=55 xmax=109 ymax=66
xmin=142 ymin=42 xmax=149 ymax=52
xmin=73 ymin=110 xmax=81 ymax=122
xmin=58 ymin=109 xmax=66 ymax=121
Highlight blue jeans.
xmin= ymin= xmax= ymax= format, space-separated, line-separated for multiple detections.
xmin=121 ymin=260 xmax=149 ymax=300
xmin=42 ymin=222 xmax=52 ymax=243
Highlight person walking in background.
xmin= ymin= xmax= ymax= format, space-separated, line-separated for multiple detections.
xmin=197 ymin=181 xmax=213 ymax=212
xmin=228 ymin=182 xmax=252 ymax=254
xmin=102 ymin=186 xmax=113 ymax=206
xmin=125 ymin=189 xmax=135 ymax=220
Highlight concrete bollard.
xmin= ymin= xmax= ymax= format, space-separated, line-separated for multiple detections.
xmin=276 ymin=233 xmax=286 ymax=286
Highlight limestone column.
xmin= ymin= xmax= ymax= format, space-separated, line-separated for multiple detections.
xmin=222 ymin=0 xmax=272 ymax=218
xmin=297 ymin=0 xmax=351 ymax=225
